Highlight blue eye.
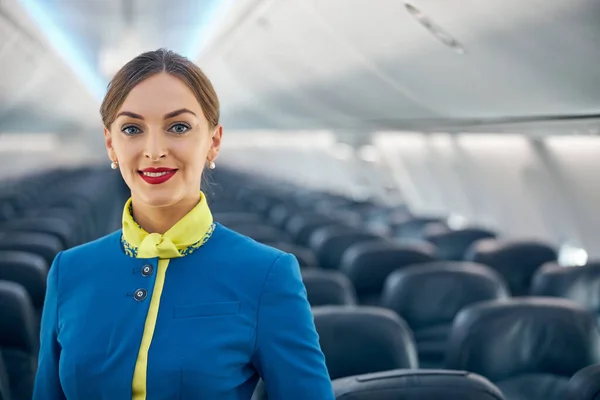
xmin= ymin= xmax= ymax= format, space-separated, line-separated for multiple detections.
xmin=169 ymin=123 xmax=191 ymax=134
xmin=122 ymin=125 xmax=141 ymax=135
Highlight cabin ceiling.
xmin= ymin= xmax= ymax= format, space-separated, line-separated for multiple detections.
xmin=1 ymin=0 xmax=600 ymax=138
xmin=201 ymin=0 xmax=600 ymax=131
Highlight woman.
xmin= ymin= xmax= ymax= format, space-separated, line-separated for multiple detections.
xmin=34 ymin=49 xmax=335 ymax=399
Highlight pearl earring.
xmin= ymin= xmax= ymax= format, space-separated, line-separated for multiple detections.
xmin=209 ymin=161 xmax=216 ymax=170
xmin=110 ymin=161 xmax=118 ymax=170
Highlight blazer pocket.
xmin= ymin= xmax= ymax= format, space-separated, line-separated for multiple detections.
xmin=173 ymin=301 xmax=240 ymax=319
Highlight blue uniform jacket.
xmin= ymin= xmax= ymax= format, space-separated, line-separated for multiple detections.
xmin=33 ymin=223 xmax=335 ymax=399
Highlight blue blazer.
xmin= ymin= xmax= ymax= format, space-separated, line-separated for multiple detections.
xmin=34 ymin=224 xmax=335 ymax=399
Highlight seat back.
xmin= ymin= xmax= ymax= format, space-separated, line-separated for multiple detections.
xmin=424 ymin=228 xmax=496 ymax=261
xmin=391 ymin=217 xmax=446 ymax=239
xmin=0 ymin=280 xmax=38 ymax=400
xmin=313 ymin=306 xmax=418 ymax=380
xmin=568 ymin=364 xmax=600 ymax=400
xmin=446 ymin=297 xmax=600 ymax=400
xmin=381 ymin=262 xmax=509 ymax=368
xmin=531 ymin=261 xmax=600 ymax=315
xmin=2 ymin=217 xmax=75 ymax=249
xmin=332 ymin=369 xmax=505 ymax=400
xmin=466 ymin=239 xmax=557 ymax=295
xmin=310 ymin=226 xmax=383 ymax=270
xmin=213 ymin=212 xmax=263 ymax=225
xmin=286 ymin=213 xmax=343 ymax=246
xmin=341 ymin=242 xmax=436 ymax=304
xmin=0 ymin=251 xmax=47 ymax=311
xmin=0 ymin=232 xmax=62 ymax=266
xmin=0 ymin=350 xmax=12 ymax=400
xmin=228 ymin=224 xmax=289 ymax=244
xmin=301 ymin=269 xmax=357 ymax=306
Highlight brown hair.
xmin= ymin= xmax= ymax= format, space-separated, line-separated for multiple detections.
xmin=100 ymin=48 xmax=220 ymax=129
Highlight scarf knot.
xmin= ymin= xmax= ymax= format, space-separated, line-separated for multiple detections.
xmin=138 ymin=233 xmax=181 ymax=259
xmin=121 ymin=192 xmax=214 ymax=259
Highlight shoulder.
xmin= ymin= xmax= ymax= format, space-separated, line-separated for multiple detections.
xmin=209 ymin=223 xmax=291 ymax=264
xmin=58 ymin=230 xmax=123 ymax=265
xmin=207 ymin=223 xmax=300 ymax=280
xmin=49 ymin=230 xmax=126 ymax=298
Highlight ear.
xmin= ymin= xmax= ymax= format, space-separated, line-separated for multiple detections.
xmin=104 ymin=127 xmax=117 ymax=162
xmin=207 ymin=124 xmax=223 ymax=162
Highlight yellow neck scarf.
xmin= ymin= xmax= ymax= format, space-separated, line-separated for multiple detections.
xmin=121 ymin=192 xmax=215 ymax=259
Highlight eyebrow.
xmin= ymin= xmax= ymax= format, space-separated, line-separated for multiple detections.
xmin=116 ymin=108 xmax=197 ymax=120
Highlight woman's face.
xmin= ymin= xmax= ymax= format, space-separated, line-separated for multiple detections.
xmin=104 ymin=72 xmax=222 ymax=208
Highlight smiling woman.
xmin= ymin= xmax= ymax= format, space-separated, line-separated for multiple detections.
xmin=100 ymin=52 xmax=222 ymax=234
xmin=33 ymin=48 xmax=335 ymax=400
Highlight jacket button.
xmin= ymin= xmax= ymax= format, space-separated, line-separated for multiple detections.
xmin=141 ymin=264 xmax=153 ymax=277
xmin=134 ymin=289 xmax=147 ymax=301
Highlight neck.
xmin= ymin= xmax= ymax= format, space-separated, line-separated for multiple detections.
xmin=130 ymin=193 xmax=201 ymax=235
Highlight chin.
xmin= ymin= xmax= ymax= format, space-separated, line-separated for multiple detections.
xmin=134 ymin=185 xmax=185 ymax=209
xmin=139 ymin=189 xmax=182 ymax=207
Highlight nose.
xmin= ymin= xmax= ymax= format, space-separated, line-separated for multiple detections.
xmin=143 ymin=130 xmax=167 ymax=161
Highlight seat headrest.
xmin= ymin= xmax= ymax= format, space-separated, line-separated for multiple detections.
xmin=446 ymin=297 xmax=600 ymax=382
xmin=0 ymin=251 xmax=47 ymax=308
xmin=0 ymin=280 xmax=38 ymax=354
xmin=340 ymin=242 xmax=437 ymax=297
xmin=424 ymin=228 xmax=497 ymax=261
xmin=391 ymin=216 xmax=446 ymax=239
xmin=228 ymin=224 xmax=288 ymax=244
xmin=286 ymin=213 xmax=341 ymax=245
xmin=213 ymin=212 xmax=263 ymax=225
xmin=301 ymin=269 xmax=357 ymax=306
xmin=313 ymin=306 xmax=418 ymax=380
xmin=382 ymin=262 xmax=509 ymax=330
xmin=531 ymin=262 xmax=600 ymax=313
xmin=466 ymin=239 xmax=557 ymax=295
xmin=568 ymin=364 xmax=600 ymax=400
xmin=0 ymin=231 xmax=63 ymax=265
xmin=332 ymin=369 xmax=505 ymax=400
xmin=309 ymin=227 xmax=382 ymax=270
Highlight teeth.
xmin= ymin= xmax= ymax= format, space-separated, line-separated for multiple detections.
xmin=142 ymin=172 xmax=170 ymax=177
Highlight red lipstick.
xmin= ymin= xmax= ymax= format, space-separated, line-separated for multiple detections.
xmin=138 ymin=167 xmax=177 ymax=185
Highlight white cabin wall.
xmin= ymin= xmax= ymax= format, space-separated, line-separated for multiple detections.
xmin=374 ymin=132 xmax=600 ymax=261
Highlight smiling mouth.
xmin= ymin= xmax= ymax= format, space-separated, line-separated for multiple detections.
xmin=138 ymin=169 xmax=178 ymax=184
xmin=140 ymin=171 xmax=173 ymax=177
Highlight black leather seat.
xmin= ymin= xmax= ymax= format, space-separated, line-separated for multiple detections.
xmin=267 ymin=203 xmax=297 ymax=229
xmin=0 ymin=281 xmax=38 ymax=400
xmin=28 ymin=207 xmax=89 ymax=245
xmin=391 ymin=216 xmax=447 ymax=239
xmin=213 ymin=212 xmax=263 ymax=226
xmin=466 ymin=239 xmax=557 ymax=296
xmin=1 ymin=217 xmax=76 ymax=249
xmin=285 ymin=213 xmax=344 ymax=246
xmin=0 ymin=350 xmax=11 ymax=400
xmin=568 ymin=364 xmax=600 ymax=400
xmin=446 ymin=297 xmax=600 ymax=400
xmin=0 ymin=232 xmax=63 ymax=266
xmin=0 ymin=251 xmax=47 ymax=325
xmin=332 ymin=369 xmax=505 ymax=400
xmin=228 ymin=224 xmax=290 ymax=244
xmin=301 ymin=269 xmax=357 ymax=306
xmin=340 ymin=242 xmax=437 ymax=304
xmin=381 ymin=261 xmax=509 ymax=368
xmin=424 ymin=228 xmax=496 ymax=261
xmin=531 ymin=261 xmax=600 ymax=319
xmin=309 ymin=226 xmax=383 ymax=270
xmin=313 ymin=306 xmax=418 ymax=380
